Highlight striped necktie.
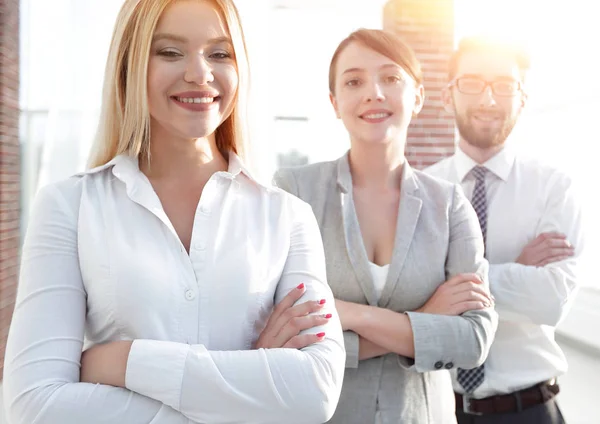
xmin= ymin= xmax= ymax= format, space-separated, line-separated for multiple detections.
xmin=456 ymin=165 xmax=488 ymax=393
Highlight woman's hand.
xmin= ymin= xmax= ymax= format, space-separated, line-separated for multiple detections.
xmin=416 ymin=273 xmax=493 ymax=315
xmin=254 ymin=283 xmax=331 ymax=349
xmin=80 ymin=340 xmax=133 ymax=387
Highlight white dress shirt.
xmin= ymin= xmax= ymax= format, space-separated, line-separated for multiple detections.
xmin=3 ymin=153 xmax=345 ymax=424
xmin=426 ymin=145 xmax=584 ymax=399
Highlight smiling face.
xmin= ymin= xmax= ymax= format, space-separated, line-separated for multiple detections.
xmin=444 ymin=49 xmax=527 ymax=150
xmin=147 ymin=0 xmax=238 ymax=142
xmin=330 ymin=41 xmax=423 ymax=148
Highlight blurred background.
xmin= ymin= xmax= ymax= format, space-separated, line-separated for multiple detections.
xmin=1 ymin=0 xmax=599 ymax=422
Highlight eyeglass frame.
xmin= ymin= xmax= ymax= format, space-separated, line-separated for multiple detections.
xmin=447 ymin=76 xmax=524 ymax=97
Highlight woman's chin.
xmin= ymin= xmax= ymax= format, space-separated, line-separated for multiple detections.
xmin=356 ymin=133 xmax=398 ymax=146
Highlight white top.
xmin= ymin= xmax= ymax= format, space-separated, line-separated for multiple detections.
xmin=3 ymin=153 xmax=345 ymax=424
xmin=368 ymin=262 xmax=389 ymax=303
xmin=426 ymin=145 xmax=585 ymax=398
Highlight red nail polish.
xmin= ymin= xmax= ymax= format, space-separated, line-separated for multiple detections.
xmin=296 ymin=283 xmax=305 ymax=290
xmin=319 ymin=299 xmax=326 ymax=305
xmin=317 ymin=332 xmax=326 ymax=338
xmin=324 ymin=313 xmax=332 ymax=319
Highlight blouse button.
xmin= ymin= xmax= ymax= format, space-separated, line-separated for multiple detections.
xmin=185 ymin=290 xmax=196 ymax=301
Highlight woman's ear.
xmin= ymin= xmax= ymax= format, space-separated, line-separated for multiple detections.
xmin=329 ymin=92 xmax=341 ymax=119
xmin=412 ymin=85 xmax=425 ymax=117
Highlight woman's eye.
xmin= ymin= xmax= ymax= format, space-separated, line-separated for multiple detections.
xmin=345 ymin=79 xmax=361 ymax=87
xmin=385 ymin=75 xmax=402 ymax=84
xmin=210 ymin=51 xmax=232 ymax=60
xmin=158 ymin=49 xmax=182 ymax=58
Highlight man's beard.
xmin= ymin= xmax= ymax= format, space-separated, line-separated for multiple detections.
xmin=455 ymin=107 xmax=518 ymax=149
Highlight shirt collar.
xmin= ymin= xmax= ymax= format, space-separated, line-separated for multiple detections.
xmin=227 ymin=151 xmax=256 ymax=181
xmin=454 ymin=145 xmax=516 ymax=182
xmin=80 ymin=151 xmax=259 ymax=186
xmin=77 ymin=154 xmax=132 ymax=178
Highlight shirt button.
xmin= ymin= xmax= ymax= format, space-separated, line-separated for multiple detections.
xmin=185 ymin=290 xmax=196 ymax=301
xmin=434 ymin=361 xmax=444 ymax=369
xmin=195 ymin=242 xmax=206 ymax=251
xmin=445 ymin=362 xmax=454 ymax=370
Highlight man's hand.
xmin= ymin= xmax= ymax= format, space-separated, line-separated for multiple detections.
xmin=516 ymin=232 xmax=575 ymax=267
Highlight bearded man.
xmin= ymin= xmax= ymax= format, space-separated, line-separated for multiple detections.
xmin=426 ymin=36 xmax=585 ymax=424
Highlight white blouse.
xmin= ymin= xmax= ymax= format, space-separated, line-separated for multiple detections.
xmin=3 ymin=153 xmax=345 ymax=424
xmin=368 ymin=262 xmax=389 ymax=303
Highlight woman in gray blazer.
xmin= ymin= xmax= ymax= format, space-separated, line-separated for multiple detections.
xmin=274 ymin=29 xmax=498 ymax=424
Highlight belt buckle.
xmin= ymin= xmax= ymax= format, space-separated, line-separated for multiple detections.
xmin=462 ymin=394 xmax=483 ymax=416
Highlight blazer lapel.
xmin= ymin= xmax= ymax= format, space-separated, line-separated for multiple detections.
xmin=337 ymin=155 xmax=378 ymax=306
xmin=379 ymin=164 xmax=422 ymax=308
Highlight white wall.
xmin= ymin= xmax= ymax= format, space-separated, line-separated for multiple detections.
xmin=237 ymin=0 xmax=389 ymax=180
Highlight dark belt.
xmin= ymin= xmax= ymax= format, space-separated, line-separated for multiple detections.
xmin=455 ymin=379 xmax=560 ymax=415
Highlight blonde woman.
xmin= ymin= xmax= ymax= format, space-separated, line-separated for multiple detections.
xmin=3 ymin=1 xmax=344 ymax=423
xmin=274 ymin=29 xmax=498 ymax=423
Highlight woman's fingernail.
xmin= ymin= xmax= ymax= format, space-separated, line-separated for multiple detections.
xmin=316 ymin=332 xmax=326 ymax=338
xmin=318 ymin=299 xmax=326 ymax=305
xmin=296 ymin=283 xmax=305 ymax=290
xmin=324 ymin=313 xmax=332 ymax=319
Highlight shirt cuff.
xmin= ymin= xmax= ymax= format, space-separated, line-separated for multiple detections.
xmin=343 ymin=331 xmax=360 ymax=368
xmin=125 ymin=339 xmax=190 ymax=409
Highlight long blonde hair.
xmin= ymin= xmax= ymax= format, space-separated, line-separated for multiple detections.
xmin=87 ymin=0 xmax=250 ymax=168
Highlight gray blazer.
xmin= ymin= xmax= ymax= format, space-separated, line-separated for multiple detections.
xmin=273 ymin=154 xmax=498 ymax=424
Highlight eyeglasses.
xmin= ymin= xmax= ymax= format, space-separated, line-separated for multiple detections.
xmin=449 ymin=77 xmax=522 ymax=97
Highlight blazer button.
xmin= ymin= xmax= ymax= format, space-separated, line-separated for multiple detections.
xmin=445 ymin=362 xmax=454 ymax=369
xmin=434 ymin=361 xmax=444 ymax=369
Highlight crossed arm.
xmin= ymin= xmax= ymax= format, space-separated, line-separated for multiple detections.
xmin=487 ymin=173 xmax=583 ymax=326
xmin=337 ymin=272 xmax=493 ymax=363
xmin=342 ymin=173 xmax=584 ymax=367
xmin=274 ymin=168 xmax=498 ymax=373
xmin=3 ymin=184 xmax=345 ymax=424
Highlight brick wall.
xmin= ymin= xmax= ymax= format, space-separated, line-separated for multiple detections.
xmin=383 ymin=0 xmax=456 ymax=169
xmin=0 ymin=0 xmax=21 ymax=380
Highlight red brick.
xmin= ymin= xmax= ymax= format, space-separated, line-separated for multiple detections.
xmin=384 ymin=0 xmax=456 ymax=169
xmin=0 ymin=0 xmax=20 ymax=380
